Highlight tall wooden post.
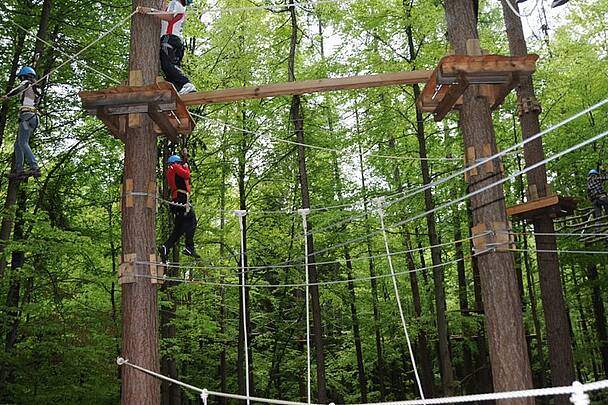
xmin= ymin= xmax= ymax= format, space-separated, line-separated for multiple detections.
xmin=121 ymin=1 xmax=162 ymax=403
xmin=444 ymin=1 xmax=534 ymax=402
xmin=500 ymin=2 xmax=575 ymax=401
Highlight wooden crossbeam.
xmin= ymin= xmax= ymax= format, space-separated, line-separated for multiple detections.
xmin=433 ymin=74 xmax=469 ymax=122
xmin=180 ymin=70 xmax=433 ymax=105
xmin=81 ymin=89 xmax=174 ymax=110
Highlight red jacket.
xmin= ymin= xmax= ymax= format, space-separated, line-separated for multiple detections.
xmin=166 ymin=163 xmax=190 ymax=200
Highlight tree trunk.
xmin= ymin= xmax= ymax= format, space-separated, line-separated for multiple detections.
xmin=287 ymin=2 xmax=327 ymax=402
xmin=444 ymin=2 xmax=533 ymax=402
xmin=218 ymin=142 xmax=227 ymax=405
xmin=501 ymin=2 xmax=575 ymax=399
xmin=571 ymin=265 xmax=599 ymax=381
xmin=453 ymin=207 xmax=473 ymax=392
xmin=356 ymin=108 xmax=387 ymax=400
xmin=120 ymin=1 xmax=163 ymax=403
xmin=412 ymin=82 xmax=455 ymax=395
xmin=586 ymin=264 xmax=608 ymax=376
xmin=160 ymin=142 xmax=180 ymax=405
xmin=237 ymin=112 xmax=254 ymax=403
xmin=0 ymin=30 xmax=26 ymax=152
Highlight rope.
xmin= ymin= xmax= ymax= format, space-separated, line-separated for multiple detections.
xmin=195 ymin=0 xmax=348 ymax=15
xmin=234 ymin=210 xmax=251 ymax=405
xmin=298 ymin=209 xmax=312 ymax=405
xmin=134 ymin=232 xmax=488 ymax=273
xmin=375 ymin=198 xmax=425 ymax=402
xmin=507 ymin=231 xmax=608 ymax=238
xmin=7 ymin=19 xmax=120 ymax=84
xmin=196 ymin=113 xmax=461 ymax=162
xmin=2 ymin=10 xmax=137 ymax=99
xmin=116 ymin=357 xmax=608 ymax=405
xmin=137 ymin=254 xmax=483 ymax=289
xmin=510 ymin=248 xmax=608 ymax=255
xmin=504 ymin=0 xmax=541 ymax=18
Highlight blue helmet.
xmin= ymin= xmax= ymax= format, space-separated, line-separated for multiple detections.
xmin=17 ymin=66 xmax=36 ymax=78
xmin=589 ymin=169 xmax=599 ymax=176
xmin=185 ymin=0 xmax=193 ymax=5
xmin=167 ymin=155 xmax=182 ymax=164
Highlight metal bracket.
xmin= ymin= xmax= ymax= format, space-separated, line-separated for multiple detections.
xmin=150 ymin=254 xmax=164 ymax=285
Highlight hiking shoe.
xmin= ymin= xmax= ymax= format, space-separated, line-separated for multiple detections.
xmin=8 ymin=171 xmax=25 ymax=179
xmin=183 ymin=246 xmax=200 ymax=258
xmin=179 ymin=82 xmax=197 ymax=94
xmin=158 ymin=245 xmax=168 ymax=263
xmin=26 ymin=168 xmax=41 ymax=178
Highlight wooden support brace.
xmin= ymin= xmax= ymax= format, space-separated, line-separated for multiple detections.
xmin=147 ymin=181 xmax=156 ymax=209
xmin=464 ymin=145 xmax=502 ymax=182
xmin=148 ymin=103 xmax=179 ymax=142
xmin=128 ymin=70 xmax=143 ymax=128
xmin=150 ymin=254 xmax=164 ymax=285
xmin=125 ymin=179 xmax=134 ymax=208
xmin=119 ymin=253 xmax=137 ymax=284
xmin=471 ymin=221 xmax=513 ymax=254
xmin=433 ymin=73 xmax=469 ymax=121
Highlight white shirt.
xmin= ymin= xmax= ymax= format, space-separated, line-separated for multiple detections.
xmin=160 ymin=0 xmax=186 ymax=38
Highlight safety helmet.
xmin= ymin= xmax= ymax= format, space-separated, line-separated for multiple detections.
xmin=589 ymin=169 xmax=599 ymax=176
xmin=185 ymin=0 xmax=193 ymax=5
xmin=167 ymin=155 xmax=182 ymax=164
xmin=17 ymin=66 xmax=36 ymax=78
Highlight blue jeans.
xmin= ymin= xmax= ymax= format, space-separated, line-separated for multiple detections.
xmin=14 ymin=112 xmax=38 ymax=172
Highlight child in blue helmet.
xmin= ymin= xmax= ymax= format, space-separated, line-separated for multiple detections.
xmin=137 ymin=0 xmax=197 ymax=94
xmin=159 ymin=149 xmax=200 ymax=262
xmin=587 ymin=169 xmax=608 ymax=220
xmin=1 ymin=66 xmax=41 ymax=179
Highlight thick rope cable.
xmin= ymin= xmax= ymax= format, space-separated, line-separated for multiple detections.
xmin=298 ymin=209 xmax=312 ymax=405
xmin=510 ymin=248 xmax=608 ymax=255
xmin=137 ymin=253 xmax=482 ymax=288
xmin=375 ymin=198 xmax=425 ymax=402
xmin=2 ymin=10 xmax=137 ymax=99
xmin=116 ymin=357 xmax=608 ymax=405
xmin=7 ymin=19 xmax=120 ymax=84
xmin=195 ymin=113 xmax=461 ymax=162
xmin=135 ymin=231 xmax=488 ymax=273
xmin=234 ymin=210 xmax=251 ymax=405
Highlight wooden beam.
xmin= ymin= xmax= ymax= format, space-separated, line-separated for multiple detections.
xmin=147 ymin=103 xmax=179 ymax=143
xmin=80 ymin=89 xmax=174 ymax=109
xmin=507 ymin=195 xmax=577 ymax=221
xmin=438 ymin=54 xmax=538 ymax=83
xmin=180 ymin=70 xmax=433 ymax=105
xmin=433 ymin=74 xmax=469 ymax=121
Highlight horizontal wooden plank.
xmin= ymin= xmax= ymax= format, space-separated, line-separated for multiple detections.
xmin=180 ymin=70 xmax=433 ymax=105
xmin=438 ymin=54 xmax=538 ymax=83
xmin=80 ymin=89 xmax=174 ymax=109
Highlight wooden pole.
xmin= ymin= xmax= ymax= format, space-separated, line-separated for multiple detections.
xmin=444 ymin=1 xmax=533 ymax=403
xmin=500 ymin=2 xmax=575 ymax=402
xmin=121 ymin=1 xmax=162 ymax=403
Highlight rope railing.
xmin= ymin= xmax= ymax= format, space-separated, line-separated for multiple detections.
xmin=116 ymin=357 xmax=608 ymax=405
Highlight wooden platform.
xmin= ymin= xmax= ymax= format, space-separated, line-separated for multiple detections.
xmin=79 ymin=81 xmax=195 ymax=143
xmin=417 ymin=54 xmax=539 ymax=121
xmin=507 ymin=195 xmax=577 ymax=222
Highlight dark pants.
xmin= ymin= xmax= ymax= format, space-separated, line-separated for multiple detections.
xmin=592 ymin=195 xmax=608 ymax=219
xmin=14 ymin=112 xmax=39 ymax=172
xmin=160 ymin=34 xmax=190 ymax=92
xmin=164 ymin=206 xmax=197 ymax=250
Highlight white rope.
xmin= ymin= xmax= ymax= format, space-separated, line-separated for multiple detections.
xmin=196 ymin=113 xmax=461 ymax=162
xmin=116 ymin=357 xmax=608 ymax=404
xmin=137 ymin=254 xmax=480 ymax=288
xmin=234 ymin=210 xmax=251 ymax=405
xmin=7 ymin=19 xmax=120 ymax=84
xmin=510 ymin=248 xmax=608 ymax=255
xmin=375 ymin=197 xmax=425 ymax=402
xmin=2 ymin=10 xmax=137 ymax=99
xmin=504 ymin=0 xmax=541 ymax=18
xmin=298 ymin=209 xmax=312 ymax=405
xmin=507 ymin=231 xmax=608 ymax=238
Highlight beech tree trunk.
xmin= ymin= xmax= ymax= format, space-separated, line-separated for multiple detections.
xmin=444 ymin=2 xmax=533 ymax=402
xmin=501 ymin=2 xmax=575 ymax=400
xmin=355 ymin=108 xmax=387 ymax=400
xmin=586 ymin=264 xmax=608 ymax=376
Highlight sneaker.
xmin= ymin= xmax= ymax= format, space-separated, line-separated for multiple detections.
xmin=26 ymin=168 xmax=41 ymax=178
xmin=551 ymin=0 xmax=569 ymax=7
xmin=179 ymin=82 xmax=197 ymax=94
xmin=8 ymin=171 xmax=24 ymax=179
xmin=183 ymin=246 xmax=200 ymax=258
xmin=158 ymin=245 xmax=168 ymax=263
